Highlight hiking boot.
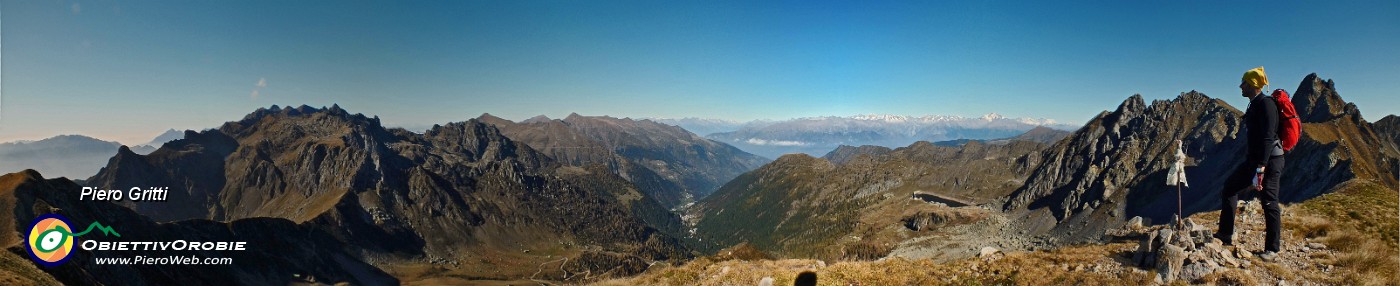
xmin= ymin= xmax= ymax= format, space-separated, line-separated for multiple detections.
xmin=1259 ymin=251 xmax=1278 ymax=262
xmin=1213 ymin=232 xmax=1233 ymax=246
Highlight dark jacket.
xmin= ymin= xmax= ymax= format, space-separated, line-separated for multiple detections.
xmin=1244 ymin=92 xmax=1284 ymax=168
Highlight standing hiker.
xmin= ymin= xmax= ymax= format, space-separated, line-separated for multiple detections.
xmin=1216 ymin=67 xmax=1286 ymax=262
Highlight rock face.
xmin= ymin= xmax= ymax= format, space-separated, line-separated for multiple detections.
xmin=0 ymin=169 xmax=398 ymax=285
xmin=1003 ymin=75 xmax=1400 ymax=244
xmin=84 ymin=105 xmax=690 ymax=280
xmin=1376 ymin=115 xmax=1400 ymax=149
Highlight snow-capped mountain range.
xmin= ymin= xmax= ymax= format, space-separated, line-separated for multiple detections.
xmin=652 ymin=113 xmax=1076 ymax=159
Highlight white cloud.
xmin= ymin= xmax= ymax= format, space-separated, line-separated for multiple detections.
xmin=250 ymin=77 xmax=267 ymax=99
xmin=745 ymin=138 xmax=809 ymax=146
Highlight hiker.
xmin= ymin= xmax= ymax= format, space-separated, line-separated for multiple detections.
xmin=1216 ymin=67 xmax=1286 ymax=262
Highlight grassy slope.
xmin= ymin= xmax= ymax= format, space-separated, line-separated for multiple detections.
xmin=0 ymin=250 xmax=62 ymax=286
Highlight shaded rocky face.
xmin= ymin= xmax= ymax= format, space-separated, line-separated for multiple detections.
xmin=1 ymin=170 xmax=399 ymax=285
xmin=83 ymin=104 xmax=691 ymax=280
xmin=1376 ymin=115 xmax=1400 ymax=151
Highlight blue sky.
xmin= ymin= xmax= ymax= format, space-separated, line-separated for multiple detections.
xmin=2 ymin=1 xmax=1397 ymax=144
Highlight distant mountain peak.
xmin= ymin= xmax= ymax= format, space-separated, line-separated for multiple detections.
xmin=522 ymin=115 xmax=553 ymax=123
xmin=475 ymin=113 xmax=512 ymax=125
xmin=1294 ymin=73 xmax=1362 ymax=123
xmin=981 ymin=112 xmax=1005 ymax=121
xmin=142 ymin=128 xmax=184 ymax=147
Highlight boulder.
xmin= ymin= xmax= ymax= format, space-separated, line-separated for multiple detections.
xmin=1155 ymin=245 xmax=1187 ymax=283
xmin=1126 ymin=216 xmax=1145 ymax=231
xmin=1171 ymin=227 xmax=1196 ymax=251
xmin=1180 ymin=261 xmax=1221 ymax=282
xmin=1134 ymin=230 xmax=1159 ymax=267
xmin=1155 ymin=229 xmax=1176 ymax=249
xmin=979 ymin=246 xmax=1001 ymax=258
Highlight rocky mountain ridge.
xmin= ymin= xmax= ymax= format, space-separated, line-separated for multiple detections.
xmin=82 ymin=104 xmax=692 ymax=282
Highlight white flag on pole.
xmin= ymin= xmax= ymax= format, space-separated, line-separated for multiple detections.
xmin=1166 ymin=140 xmax=1189 ymax=187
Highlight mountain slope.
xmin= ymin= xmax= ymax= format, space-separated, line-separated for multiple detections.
xmin=0 ymin=169 xmax=397 ymax=285
xmin=820 ymin=145 xmax=893 ymax=165
xmin=562 ymin=114 xmax=770 ymax=199
xmin=0 ymin=135 xmax=128 ymax=179
xmin=477 ymin=114 xmax=685 ymax=208
xmin=84 ymin=105 xmax=691 ymax=282
xmin=472 ymin=113 xmax=693 ymax=244
xmin=692 ymin=139 xmax=1050 ymax=259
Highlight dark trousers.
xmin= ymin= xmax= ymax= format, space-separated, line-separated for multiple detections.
xmin=1218 ymin=156 xmax=1284 ymax=252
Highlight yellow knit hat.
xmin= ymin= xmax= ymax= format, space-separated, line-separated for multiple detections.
xmin=1242 ymin=67 xmax=1268 ymax=90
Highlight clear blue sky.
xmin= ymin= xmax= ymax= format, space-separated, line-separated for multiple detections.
xmin=3 ymin=1 xmax=1397 ymax=144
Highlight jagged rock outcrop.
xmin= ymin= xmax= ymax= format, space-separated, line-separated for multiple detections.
xmin=1003 ymin=74 xmax=1400 ymax=245
xmin=1292 ymin=73 xmax=1363 ymax=124
xmin=85 ymin=105 xmax=691 ymax=281
xmin=1 ymin=169 xmax=397 ymax=285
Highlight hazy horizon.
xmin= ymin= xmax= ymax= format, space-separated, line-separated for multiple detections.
xmin=3 ymin=1 xmax=1397 ymax=144
xmin=0 ymin=108 xmax=1079 ymax=145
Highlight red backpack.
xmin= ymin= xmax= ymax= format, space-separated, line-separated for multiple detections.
xmin=1271 ymin=89 xmax=1302 ymax=152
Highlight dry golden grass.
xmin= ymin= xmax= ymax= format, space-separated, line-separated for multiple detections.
xmin=592 ymin=243 xmax=1152 ymax=286
xmin=1198 ymin=269 xmax=1258 ymax=286
xmin=1289 ymin=181 xmax=1399 ymax=285
xmin=711 ymin=243 xmax=774 ymax=262
xmin=0 ymin=249 xmax=61 ymax=286
xmin=1324 ymin=230 xmax=1399 ymax=286
xmin=1283 ymin=215 xmax=1332 ymax=240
